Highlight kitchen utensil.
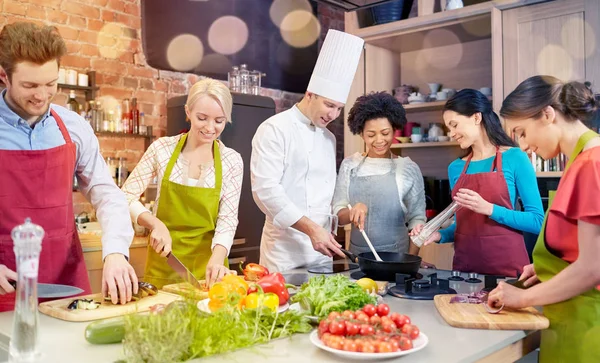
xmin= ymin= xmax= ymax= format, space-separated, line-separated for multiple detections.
xmin=161 ymin=282 xmax=209 ymax=300
xmin=434 ymin=295 xmax=549 ymax=330
xmin=38 ymin=291 xmax=181 ymax=322
xmin=410 ymin=134 xmax=422 ymax=143
xmin=309 ymin=330 xmax=429 ymax=360
xmin=411 ymin=201 xmax=461 ymax=247
xmin=347 ymin=204 xmax=382 ymax=261
xmin=9 ymin=280 xmax=84 ymax=299
xmin=436 ymin=91 xmax=448 ymax=100
xmin=341 ymin=249 xmax=421 ymax=281
xmin=427 ymin=83 xmax=441 ymax=95
xmin=166 ymin=252 xmax=205 ymax=291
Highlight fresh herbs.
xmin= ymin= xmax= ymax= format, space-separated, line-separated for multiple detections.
xmin=121 ymin=300 xmax=311 ymax=363
xmin=291 ymin=275 xmax=377 ymax=318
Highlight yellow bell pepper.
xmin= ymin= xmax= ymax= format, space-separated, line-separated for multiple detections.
xmin=243 ymin=292 xmax=279 ymax=312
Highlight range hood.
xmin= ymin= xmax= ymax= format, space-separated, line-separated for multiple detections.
xmin=313 ymin=0 xmax=400 ymax=12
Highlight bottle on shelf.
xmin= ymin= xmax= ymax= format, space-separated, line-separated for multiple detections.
xmin=131 ymin=98 xmax=140 ymax=135
xmin=239 ymin=64 xmax=249 ymax=94
xmin=122 ymin=98 xmax=132 ymax=134
xmin=115 ymin=104 xmax=123 ymax=133
xmin=228 ymin=66 xmax=240 ymax=92
xmin=66 ymin=91 xmax=79 ymax=112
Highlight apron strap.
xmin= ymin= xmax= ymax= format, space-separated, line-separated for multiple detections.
xmin=50 ymin=109 xmax=73 ymax=144
xmin=461 ymin=153 xmax=473 ymax=174
xmin=490 ymin=147 xmax=502 ymax=172
xmin=213 ymin=140 xmax=222 ymax=191
xmin=566 ymin=130 xmax=599 ymax=170
xmin=163 ymin=133 xmax=187 ymax=181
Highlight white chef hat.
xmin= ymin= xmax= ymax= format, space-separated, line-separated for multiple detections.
xmin=307 ymin=29 xmax=364 ymax=104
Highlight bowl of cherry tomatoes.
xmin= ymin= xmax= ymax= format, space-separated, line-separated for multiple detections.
xmin=310 ymin=303 xmax=428 ymax=360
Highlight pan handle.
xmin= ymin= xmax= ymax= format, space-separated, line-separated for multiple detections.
xmin=340 ymin=248 xmax=359 ymax=263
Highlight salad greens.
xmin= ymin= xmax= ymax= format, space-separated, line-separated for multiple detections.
xmin=291 ymin=275 xmax=376 ymax=318
xmin=122 ymin=300 xmax=311 ymax=363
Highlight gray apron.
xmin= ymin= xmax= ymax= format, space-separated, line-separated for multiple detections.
xmin=348 ymin=156 xmax=408 ymax=255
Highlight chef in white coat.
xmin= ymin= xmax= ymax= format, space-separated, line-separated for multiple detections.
xmin=251 ymin=30 xmax=364 ymax=272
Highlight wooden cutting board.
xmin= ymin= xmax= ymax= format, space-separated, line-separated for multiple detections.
xmin=161 ymin=282 xmax=209 ymax=300
xmin=434 ymin=294 xmax=549 ymax=330
xmin=38 ymin=291 xmax=181 ymax=322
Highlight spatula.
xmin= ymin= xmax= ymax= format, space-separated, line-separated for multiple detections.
xmin=347 ymin=204 xmax=383 ymax=262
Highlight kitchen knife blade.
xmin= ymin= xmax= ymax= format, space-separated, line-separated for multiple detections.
xmin=166 ymin=253 xmax=205 ymax=291
xmin=9 ymin=280 xmax=84 ymax=298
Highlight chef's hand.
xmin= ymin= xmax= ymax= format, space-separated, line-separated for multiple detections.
xmin=348 ymin=203 xmax=368 ymax=231
xmin=487 ymin=281 xmax=529 ymax=310
xmin=103 ymin=253 xmax=139 ymax=305
xmin=309 ymin=226 xmax=345 ymax=258
xmin=410 ymin=224 xmax=441 ymax=246
xmin=519 ymin=264 xmax=540 ymax=287
xmin=0 ymin=264 xmax=17 ymax=295
xmin=205 ymin=245 xmax=236 ymax=287
xmin=150 ymin=221 xmax=172 ymax=257
xmin=454 ymin=188 xmax=493 ymax=216
xmin=420 ymin=261 xmax=437 ymax=269
xmin=408 ymin=224 xmax=424 ymax=236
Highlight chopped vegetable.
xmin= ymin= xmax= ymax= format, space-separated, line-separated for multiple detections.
xmin=244 ymin=292 xmax=279 ymax=312
xmin=291 ymin=275 xmax=376 ymax=318
xmin=242 ymin=263 xmax=269 ymax=282
xmin=67 ymin=299 xmax=100 ymax=310
xmin=248 ymin=272 xmax=290 ymax=305
xmin=122 ymin=300 xmax=311 ymax=362
xmin=103 ymin=281 xmax=158 ymax=304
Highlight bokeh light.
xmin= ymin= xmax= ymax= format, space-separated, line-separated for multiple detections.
xmin=166 ymin=34 xmax=204 ymax=72
xmin=208 ymin=16 xmax=249 ymax=55
xmin=196 ymin=53 xmax=232 ymax=74
xmin=269 ymin=0 xmax=312 ymax=28
xmin=537 ymin=44 xmax=573 ymax=81
xmin=280 ymin=10 xmax=320 ymax=48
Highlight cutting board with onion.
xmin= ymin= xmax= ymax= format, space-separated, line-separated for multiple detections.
xmin=38 ymin=291 xmax=181 ymax=322
xmin=161 ymin=282 xmax=209 ymax=300
xmin=434 ymin=295 xmax=549 ymax=330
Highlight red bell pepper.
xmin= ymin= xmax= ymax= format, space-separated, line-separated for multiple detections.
xmin=248 ymin=272 xmax=290 ymax=306
xmin=242 ymin=263 xmax=269 ymax=282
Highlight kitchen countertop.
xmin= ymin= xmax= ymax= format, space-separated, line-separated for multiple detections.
xmin=79 ymin=234 xmax=148 ymax=252
xmin=0 ymin=268 xmax=540 ymax=363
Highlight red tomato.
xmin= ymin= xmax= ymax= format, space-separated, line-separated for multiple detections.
xmin=318 ymin=320 xmax=329 ymax=336
xmin=328 ymin=311 xmax=341 ymax=320
xmin=377 ymin=341 xmax=394 ymax=353
xmin=389 ymin=339 xmax=400 ymax=351
xmin=369 ymin=315 xmax=381 ymax=325
xmin=399 ymin=336 xmax=413 ymax=350
xmin=343 ymin=340 xmax=358 ymax=352
xmin=342 ymin=310 xmax=356 ymax=320
xmin=355 ymin=313 xmax=370 ymax=323
xmin=361 ymin=342 xmax=376 ymax=353
xmin=362 ymin=304 xmax=377 ymax=317
xmin=329 ymin=321 xmax=346 ymax=336
xmin=345 ymin=321 xmax=360 ymax=336
xmin=389 ymin=313 xmax=401 ymax=326
xmin=376 ymin=304 xmax=390 ymax=317
xmin=381 ymin=316 xmax=393 ymax=325
xmin=403 ymin=324 xmax=420 ymax=339
xmin=395 ymin=314 xmax=411 ymax=328
xmin=360 ymin=324 xmax=375 ymax=336
xmin=382 ymin=321 xmax=397 ymax=333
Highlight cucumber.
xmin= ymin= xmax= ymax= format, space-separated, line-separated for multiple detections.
xmin=85 ymin=317 xmax=126 ymax=344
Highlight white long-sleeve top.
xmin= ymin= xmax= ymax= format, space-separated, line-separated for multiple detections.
xmin=251 ymin=105 xmax=336 ymax=272
xmin=121 ymin=135 xmax=243 ymax=253
xmin=333 ymin=153 xmax=427 ymax=230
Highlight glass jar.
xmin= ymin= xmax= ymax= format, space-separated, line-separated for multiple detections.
xmin=106 ymin=157 xmax=118 ymax=185
xmin=116 ymin=157 xmax=128 ymax=187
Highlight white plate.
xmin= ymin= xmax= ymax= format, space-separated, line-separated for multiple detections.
xmin=309 ymin=330 xmax=429 ymax=360
xmin=196 ymin=298 xmax=289 ymax=314
xmin=289 ymin=302 xmax=319 ymax=323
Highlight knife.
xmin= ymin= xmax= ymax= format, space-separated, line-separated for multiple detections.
xmin=166 ymin=252 xmax=205 ymax=291
xmin=9 ymin=280 xmax=84 ymax=298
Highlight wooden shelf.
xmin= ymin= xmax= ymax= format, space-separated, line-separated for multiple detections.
xmin=95 ymin=132 xmax=153 ymax=139
xmin=57 ymin=83 xmax=99 ymax=92
xmin=404 ymin=100 xmax=447 ymax=111
xmin=391 ymin=141 xmax=459 ymax=149
xmin=536 ymin=171 xmax=562 ymax=178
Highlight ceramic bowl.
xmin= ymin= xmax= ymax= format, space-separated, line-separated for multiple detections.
xmin=396 ymin=136 xmax=411 ymax=143
xmin=411 ymin=134 xmax=423 ymax=143
xmin=437 ymin=136 xmax=450 ymax=142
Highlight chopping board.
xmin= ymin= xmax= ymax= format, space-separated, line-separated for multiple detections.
xmin=38 ymin=291 xmax=181 ymax=322
xmin=161 ymin=282 xmax=209 ymax=300
xmin=434 ymin=294 xmax=549 ymax=330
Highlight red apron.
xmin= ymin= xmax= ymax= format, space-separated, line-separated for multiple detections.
xmin=451 ymin=148 xmax=529 ymax=277
xmin=0 ymin=109 xmax=91 ymax=312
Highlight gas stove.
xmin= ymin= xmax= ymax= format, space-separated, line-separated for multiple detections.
xmin=386 ymin=269 xmax=509 ymax=300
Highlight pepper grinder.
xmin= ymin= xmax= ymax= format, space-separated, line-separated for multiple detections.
xmin=411 ymin=201 xmax=461 ymax=247
xmin=9 ymin=218 xmax=44 ymax=362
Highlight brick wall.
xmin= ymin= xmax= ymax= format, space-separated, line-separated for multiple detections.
xmin=0 ymin=0 xmax=344 ymax=216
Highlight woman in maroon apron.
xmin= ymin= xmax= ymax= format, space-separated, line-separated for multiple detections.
xmin=488 ymin=76 xmax=600 ymax=362
xmin=418 ymin=90 xmax=544 ymax=277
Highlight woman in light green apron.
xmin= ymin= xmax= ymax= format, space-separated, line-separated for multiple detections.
xmin=487 ymin=75 xmax=600 ymax=362
xmin=121 ymin=78 xmax=243 ymax=288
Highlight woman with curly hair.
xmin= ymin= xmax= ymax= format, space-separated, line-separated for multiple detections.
xmin=332 ymin=92 xmax=429 ymax=259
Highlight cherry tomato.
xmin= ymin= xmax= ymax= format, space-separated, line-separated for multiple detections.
xmin=318 ymin=319 xmax=329 ymax=336
xmin=395 ymin=314 xmax=411 ymax=328
xmin=343 ymin=340 xmax=358 ymax=352
xmin=376 ymin=303 xmax=390 ymax=317
xmin=329 ymin=321 xmax=346 ymax=335
xmin=328 ymin=311 xmax=341 ymax=320
xmin=382 ymin=321 xmax=397 ymax=333
xmin=381 ymin=316 xmax=393 ymax=325
xmin=355 ymin=313 xmax=369 ymax=323
xmin=369 ymin=315 xmax=381 ymax=325
xmin=389 ymin=312 xmax=401 ymax=326
xmin=361 ymin=342 xmax=376 ymax=353
xmin=377 ymin=341 xmax=394 ymax=353
xmin=328 ymin=338 xmax=343 ymax=350
xmin=362 ymin=304 xmax=377 ymax=317
xmin=389 ymin=339 xmax=400 ymax=351
xmin=345 ymin=321 xmax=360 ymax=336
xmin=399 ymin=336 xmax=413 ymax=350
xmin=342 ymin=310 xmax=356 ymax=320
xmin=360 ymin=324 xmax=375 ymax=336
xmin=402 ymin=324 xmax=420 ymax=339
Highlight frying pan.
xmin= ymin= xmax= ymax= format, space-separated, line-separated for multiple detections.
xmin=341 ymin=249 xmax=421 ymax=281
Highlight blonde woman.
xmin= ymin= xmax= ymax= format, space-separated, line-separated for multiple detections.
xmin=122 ymin=78 xmax=243 ymax=288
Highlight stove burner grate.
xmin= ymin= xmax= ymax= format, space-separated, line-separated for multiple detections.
xmin=387 ymin=273 xmax=456 ymax=300
xmin=350 ymin=271 xmax=423 ymax=282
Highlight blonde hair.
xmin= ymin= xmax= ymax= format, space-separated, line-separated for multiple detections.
xmin=186 ymin=78 xmax=233 ymax=122
xmin=0 ymin=22 xmax=66 ymax=79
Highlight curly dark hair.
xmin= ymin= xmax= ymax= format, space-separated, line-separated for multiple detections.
xmin=347 ymin=92 xmax=407 ymax=135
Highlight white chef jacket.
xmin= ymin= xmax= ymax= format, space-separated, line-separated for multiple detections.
xmin=251 ymin=105 xmax=336 ymax=272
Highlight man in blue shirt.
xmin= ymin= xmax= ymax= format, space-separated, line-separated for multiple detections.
xmin=0 ymin=22 xmax=138 ymax=310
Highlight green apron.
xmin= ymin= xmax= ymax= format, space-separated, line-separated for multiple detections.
xmin=533 ymin=130 xmax=600 ymax=363
xmin=143 ymin=134 xmax=226 ymax=289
